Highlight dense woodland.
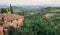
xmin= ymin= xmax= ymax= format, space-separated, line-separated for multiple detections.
xmin=1 ymin=5 xmax=60 ymax=35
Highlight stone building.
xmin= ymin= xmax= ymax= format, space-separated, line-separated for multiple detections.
xmin=0 ymin=13 xmax=24 ymax=35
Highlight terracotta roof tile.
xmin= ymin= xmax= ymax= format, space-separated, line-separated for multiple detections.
xmin=0 ymin=13 xmax=24 ymax=22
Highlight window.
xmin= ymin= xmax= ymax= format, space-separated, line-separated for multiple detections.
xmin=0 ymin=23 xmax=3 ymax=26
xmin=11 ymin=20 xmax=13 ymax=23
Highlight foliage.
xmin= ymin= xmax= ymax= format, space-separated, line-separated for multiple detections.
xmin=1 ymin=8 xmax=7 ymax=13
xmin=8 ymin=26 xmax=15 ymax=35
xmin=13 ymin=15 xmax=59 ymax=35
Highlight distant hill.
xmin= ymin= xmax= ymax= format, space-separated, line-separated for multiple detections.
xmin=15 ymin=5 xmax=42 ymax=10
xmin=0 ymin=4 xmax=60 ymax=9
xmin=12 ymin=6 xmax=26 ymax=12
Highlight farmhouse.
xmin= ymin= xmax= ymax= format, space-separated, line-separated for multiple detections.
xmin=43 ymin=13 xmax=54 ymax=19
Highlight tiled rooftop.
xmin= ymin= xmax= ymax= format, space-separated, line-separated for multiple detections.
xmin=0 ymin=13 xmax=24 ymax=22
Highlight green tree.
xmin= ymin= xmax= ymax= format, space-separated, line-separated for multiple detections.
xmin=10 ymin=4 xmax=13 ymax=14
xmin=1 ymin=8 xmax=7 ymax=13
xmin=8 ymin=26 xmax=15 ymax=35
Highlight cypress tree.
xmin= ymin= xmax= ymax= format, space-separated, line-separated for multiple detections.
xmin=10 ymin=4 xmax=13 ymax=14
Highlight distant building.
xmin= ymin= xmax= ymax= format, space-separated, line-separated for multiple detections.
xmin=43 ymin=13 xmax=54 ymax=19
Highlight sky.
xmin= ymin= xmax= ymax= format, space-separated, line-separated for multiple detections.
xmin=0 ymin=0 xmax=60 ymax=5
